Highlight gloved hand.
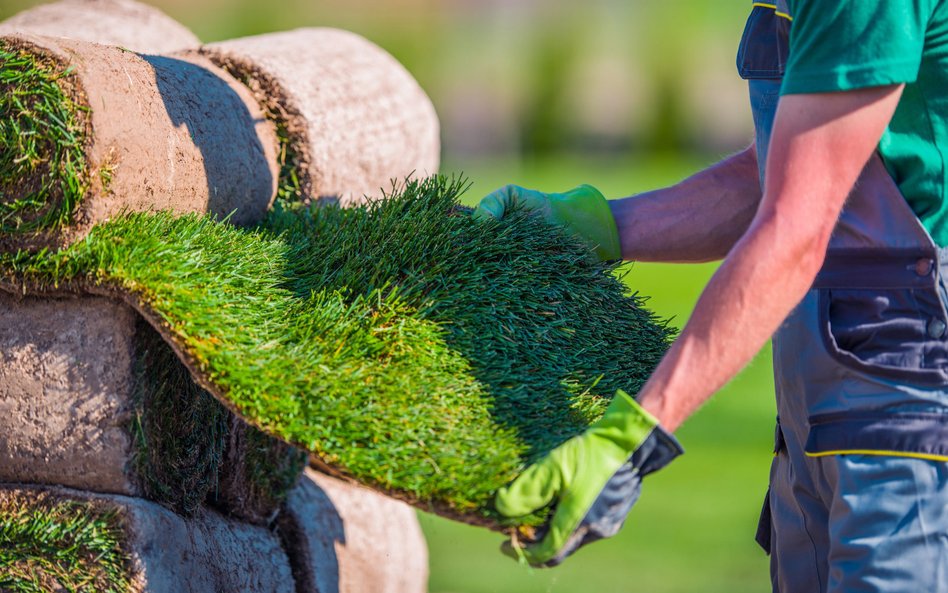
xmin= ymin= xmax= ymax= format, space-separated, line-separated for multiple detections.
xmin=474 ymin=184 xmax=622 ymax=261
xmin=494 ymin=389 xmax=682 ymax=567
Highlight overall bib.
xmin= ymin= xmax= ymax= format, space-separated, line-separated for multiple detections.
xmin=738 ymin=3 xmax=948 ymax=591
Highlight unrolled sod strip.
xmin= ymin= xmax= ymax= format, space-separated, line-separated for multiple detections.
xmin=0 ymin=34 xmax=279 ymax=250
xmin=0 ymin=0 xmax=201 ymax=54
xmin=200 ymin=28 xmax=440 ymax=206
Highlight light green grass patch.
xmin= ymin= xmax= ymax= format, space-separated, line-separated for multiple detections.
xmin=0 ymin=493 xmax=130 ymax=593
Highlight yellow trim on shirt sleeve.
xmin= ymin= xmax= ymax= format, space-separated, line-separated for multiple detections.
xmin=805 ymin=449 xmax=948 ymax=462
xmin=751 ymin=2 xmax=793 ymax=21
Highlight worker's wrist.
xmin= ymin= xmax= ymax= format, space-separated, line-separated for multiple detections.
xmin=636 ymin=385 xmax=682 ymax=433
xmin=553 ymin=184 xmax=621 ymax=261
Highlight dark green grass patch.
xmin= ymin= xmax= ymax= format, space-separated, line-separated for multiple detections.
xmin=130 ymin=317 xmax=230 ymax=515
xmin=0 ymin=176 xmax=672 ymax=526
xmin=0 ymin=493 xmax=130 ymax=593
xmin=131 ymin=316 xmax=306 ymax=521
xmin=0 ymin=41 xmax=88 ymax=234
xmin=268 ymin=179 xmax=673 ymax=458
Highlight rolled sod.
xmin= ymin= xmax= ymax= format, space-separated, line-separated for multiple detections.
xmin=200 ymin=28 xmax=440 ymax=206
xmin=0 ymin=486 xmax=296 ymax=593
xmin=0 ymin=34 xmax=279 ymax=250
xmin=0 ymin=0 xmax=201 ymax=55
xmin=281 ymin=468 xmax=429 ymax=593
xmin=0 ymin=488 xmax=131 ymax=593
xmin=0 ymin=176 xmax=674 ymax=529
xmin=0 ymin=293 xmax=305 ymax=522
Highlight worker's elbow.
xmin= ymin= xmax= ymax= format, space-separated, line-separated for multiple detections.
xmin=755 ymin=210 xmax=832 ymax=279
xmin=796 ymin=238 xmax=830 ymax=279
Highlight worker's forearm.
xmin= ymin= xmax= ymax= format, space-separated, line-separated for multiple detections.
xmin=636 ymin=214 xmax=823 ymax=431
xmin=609 ymin=145 xmax=762 ymax=263
xmin=635 ymin=86 xmax=905 ymax=432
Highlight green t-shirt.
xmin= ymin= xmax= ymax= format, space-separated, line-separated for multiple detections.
xmin=781 ymin=0 xmax=948 ymax=246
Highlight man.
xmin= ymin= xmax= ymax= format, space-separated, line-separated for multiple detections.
xmin=480 ymin=2 xmax=948 ymax=590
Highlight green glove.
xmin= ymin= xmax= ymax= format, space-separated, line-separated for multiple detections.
xmin=495 ymin=390 xmax=682 ymax=567
xmin=474 ymin=184 xmax=622 ymax=261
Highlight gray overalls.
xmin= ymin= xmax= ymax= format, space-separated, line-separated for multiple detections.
xmin=738 ymin=2 xmax=948 ymax=591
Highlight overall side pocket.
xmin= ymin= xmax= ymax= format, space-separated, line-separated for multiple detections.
xmin=818 ymin=285 xmax=948 ymax=385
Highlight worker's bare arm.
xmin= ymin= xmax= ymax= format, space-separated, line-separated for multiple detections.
xmin=610 ymin=145 xmax=762 ymax=262
xmin=636 ymin=85 xmax=904 ymax=432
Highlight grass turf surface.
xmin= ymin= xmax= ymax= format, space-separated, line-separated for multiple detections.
xmin=0 ymin=492 xmax=130 ymax=593
xmin=0 ymin=175 xmax=672 ymax=526
xmin=0 ymin=40 xmax=88 ymax=235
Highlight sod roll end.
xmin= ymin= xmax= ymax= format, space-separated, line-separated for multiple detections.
xmin=280 ymin=469 xmax=429 ymax=593
xmin=0 ymin=0 xmax=201 ymax=54
xmin=0 ymin=486 xmax=296 ymax=593
xmin=201 ymin=27 xmax=441 ymax=207
xmin=0 ymin=291 xmax=304 ymax=522
xmin=0 ymin=33 xmax=279 ymax=251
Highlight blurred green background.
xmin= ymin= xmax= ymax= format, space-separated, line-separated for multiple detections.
xmin=0 ymin=1 xmax=775 ymax=591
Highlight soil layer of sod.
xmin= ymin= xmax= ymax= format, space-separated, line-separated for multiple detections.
xmin=0 ymin=176 xmax=673 ymax=528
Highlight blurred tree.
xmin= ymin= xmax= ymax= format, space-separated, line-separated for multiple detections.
xmin=519 ymin=25 xmax=584 ymax=159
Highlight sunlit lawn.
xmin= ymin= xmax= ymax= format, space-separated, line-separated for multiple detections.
xmin=419 ymin=154 xmax=775 ymax=593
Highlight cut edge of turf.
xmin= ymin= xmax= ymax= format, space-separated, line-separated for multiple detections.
xmin=0 ymin=36 xmax=92 ymax=249
xmin=214 ymin=415 xmax=309 ymax=525
xmin=201 ymin=50 xmax=310 ymax=208
xmin=0 ymin=488 xmax=133 ymax=593
xmin=130 ymin=315 xmax=230 ymax=516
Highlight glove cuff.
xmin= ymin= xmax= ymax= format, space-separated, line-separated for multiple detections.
xmin=634 ymin=424 xmax=683 ymax=477
xmin=557 ymin=184 xmax=622 ymax=261
xmin=599 ymin=390 xmax=683 ymax=476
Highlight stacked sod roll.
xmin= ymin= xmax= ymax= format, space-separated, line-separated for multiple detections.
xmin=0 ymin=0 xmax=201 ymax=54
xmin=1 ymin=4 xmax=672 ymax=592
xmin=0 ymin=290 xmax=431 ymax=593
xmin=0 ymin=33 xmax=280 ymax=250
xmin=0 ymin=298 xmax=305 ymax=521
xmin=1 ymin=8 xmax=436 ymax=592
xmin=0 ymin=486 xmax=296 ymax=592
xmin=199 ymin=28 xmax=441 ymax=206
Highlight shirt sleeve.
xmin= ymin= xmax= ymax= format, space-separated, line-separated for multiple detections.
xmin=782 ymin=0 xmax=935 ymax=95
